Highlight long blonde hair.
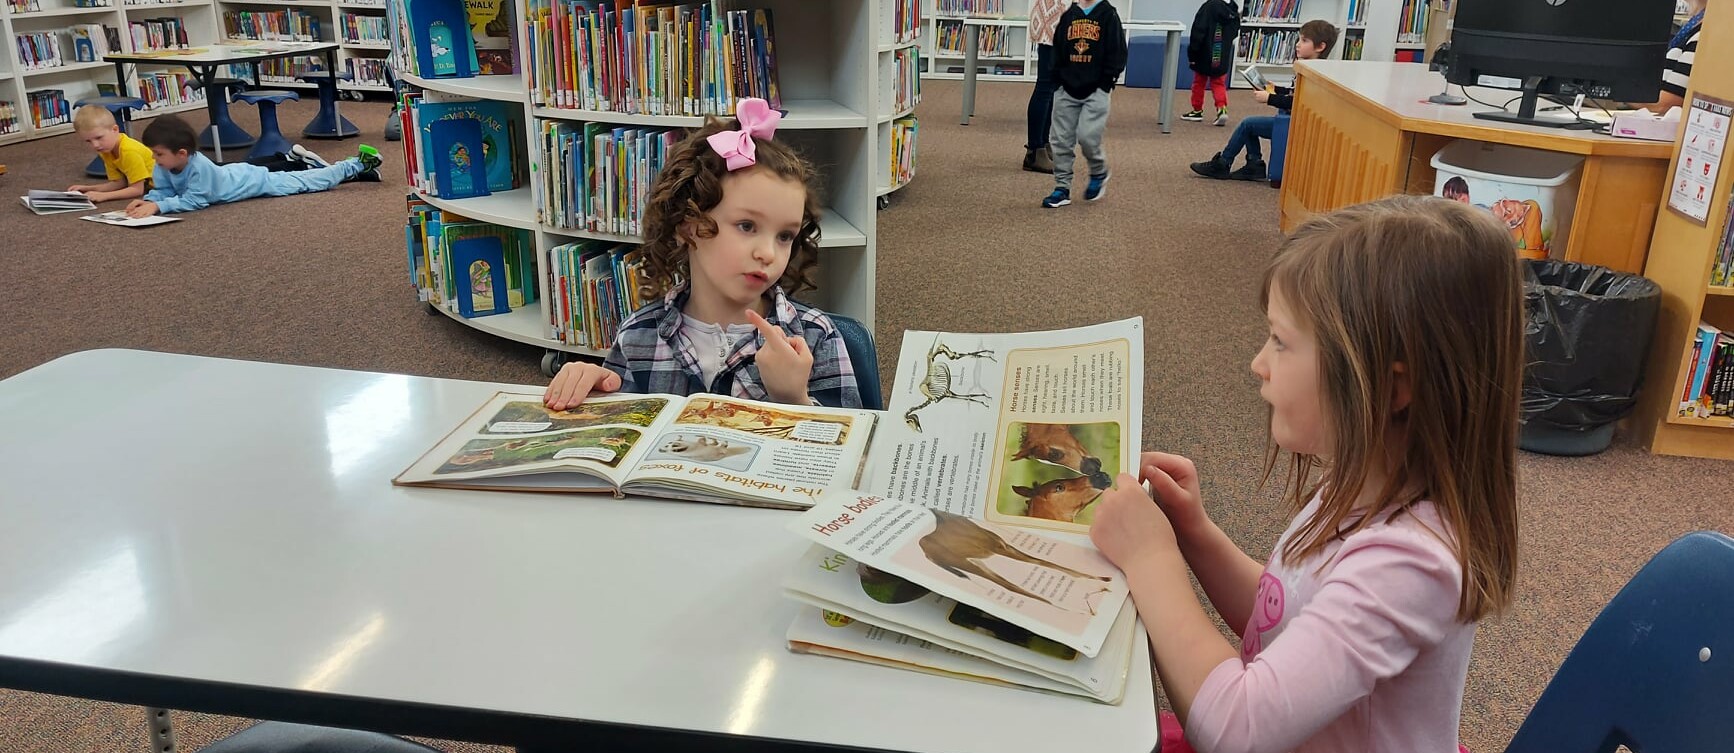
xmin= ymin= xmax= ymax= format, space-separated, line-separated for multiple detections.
xmin=1262 ymin=195 xmax=1522 ymax=622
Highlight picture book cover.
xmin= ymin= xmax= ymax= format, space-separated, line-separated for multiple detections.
xmin=416 ymin=99 xmax=522 ymax=192
xmin=429 ymin=117 xmax=490 ymax=199
xmin=449 ymin=235 xmax=510 ymax=317
xmin=407 ymin=0 xmax=477 ymax=78
xmin=468 ymin=0 xmax=517 ymax=74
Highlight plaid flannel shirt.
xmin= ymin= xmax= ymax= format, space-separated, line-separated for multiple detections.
xmin=602 ymin=283 xmax=863 ymax=408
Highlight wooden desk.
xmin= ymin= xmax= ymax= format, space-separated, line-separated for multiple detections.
xmin=0 ymin=350 xmax=1160 ymax=753
xmin=1279 ymin=60 xmax=1675 ymax=274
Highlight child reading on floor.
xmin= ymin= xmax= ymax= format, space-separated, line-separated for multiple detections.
xmin=122 ymin=114 xmax=382 ymax=218
xmin=1190 ymin=20 xmax=1337 ymax=183
xmin=68 ymin=105 xmax=153 ymax=203
xmin=1091 ymin=195 xmax=1522 ymax=752
xmin=543 ymin=98 xmax=863 ymax=410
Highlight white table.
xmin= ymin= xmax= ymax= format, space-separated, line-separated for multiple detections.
xmin=0 ymin=350 xmax=1160 ymax=753
xmin=105 ymin=41 xmax=343 ymax=163
xmin=959 ymin=18 xmax=1185 ymax=135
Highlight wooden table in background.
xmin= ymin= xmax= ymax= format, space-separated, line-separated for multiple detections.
xmin=1279 ymin=60 xmax=1674 ymax=274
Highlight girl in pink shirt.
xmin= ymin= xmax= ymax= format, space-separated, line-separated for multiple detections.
xmin=1091 ymin=196 xmax=1523 ymax=753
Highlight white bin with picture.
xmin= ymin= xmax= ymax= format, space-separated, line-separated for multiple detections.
xmin=1432 ymin=140 xmax=1584 ymax=260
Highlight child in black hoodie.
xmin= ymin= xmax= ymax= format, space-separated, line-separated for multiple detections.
xmin=1042 ymin=0 xmax=1127 ymax=208
xmin=1183 ymin=0 xmax=1239 ymax=125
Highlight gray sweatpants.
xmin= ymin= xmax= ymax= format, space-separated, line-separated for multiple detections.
xmin=1050 ymin=88 xmax=1110 ymax=192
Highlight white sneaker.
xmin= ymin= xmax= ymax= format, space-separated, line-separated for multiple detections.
xmin=291 ymin=144 xmax=329 ymax=168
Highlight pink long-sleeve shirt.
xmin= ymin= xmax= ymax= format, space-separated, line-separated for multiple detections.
xmin=1186 ymin=496 xmax=1475 ymax=753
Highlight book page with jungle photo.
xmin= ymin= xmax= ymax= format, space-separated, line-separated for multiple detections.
xmin=865 ymin=318 xmax=1143 ymax=534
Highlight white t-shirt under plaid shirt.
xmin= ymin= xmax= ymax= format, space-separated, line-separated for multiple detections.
xmin=1029 ymin=0 xmax=1068 ymax=46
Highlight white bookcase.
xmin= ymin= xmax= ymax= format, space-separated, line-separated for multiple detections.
xmin=211 ymin=0 xmax=392 ymax=94
xmin=922 ymin=0 xmax=1036 ymax=83
xmin=395 ymin=0 xmax=898 ymax=369
xmin=0 ymin=0 xmax=219 ymax=145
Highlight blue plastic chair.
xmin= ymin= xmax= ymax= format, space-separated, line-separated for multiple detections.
xmin=72 ymin=95 xmax=147 ymax=178
xmin=233 ymin=89 xmax=300 ymax=160
xmin=1269 ymin=112 xmax=1291 ymax=186
xmin=829 ymin=314 xmax=882 ymax=411
xmin=299 ymin=71 xmax=360 ymax=139
xmin=1504 ymin=531 xmax=1734 ymax=753
xmin=199 ymin=78 xmax=257 ymax=152
xmin=201 ymin=722 xmax=439 ymax=753
xmin=1124 ymin=34 xmax=1193 ymax=90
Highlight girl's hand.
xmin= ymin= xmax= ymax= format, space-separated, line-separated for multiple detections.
xmin=747 ymin=310 xmax=813 ymax=404
xmin=1090 ymin=473 xmax=1180 ymax=572
xmin=1140 ymin=452 xmax=1211 ymax=538
xmin=544 ymin=362 xmax=622 ymax=410
xmin=1253 ymin=89 xmax=1271 ymax=104
xmin=124 ymin=200 xmax=158 ymax=218
xmin=69 ymin=184 xmax=91 ymax=193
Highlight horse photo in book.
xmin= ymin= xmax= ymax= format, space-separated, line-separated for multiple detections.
xmin=913 ymin=509 xmax=1114 ymax=617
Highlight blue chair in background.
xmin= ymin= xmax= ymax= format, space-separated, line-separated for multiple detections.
xmin=299 ymin=71 xmax=360 ymax=139
xmin=1268 ymin=112 xmax=1291 ymax=187
xmin=72 ymin=95 xmax=147 ymax=178
xmin=199 ymin=78 xmax=257 ymax=152
xmin=1504 ymin=530 xmax=1734 ymax=753
xmin=233 ymin=89 xmax=300 ymax=161
xmin=829 ymin=314 xmax=882 ymax=411
xmin=1124 ymin=34 xmax=1193 ymax=91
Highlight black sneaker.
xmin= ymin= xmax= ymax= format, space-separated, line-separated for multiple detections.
xmin=1188 ymin=153 xmax=1233 ymax=180
xmin=1230 ymin=160 xmax=1267 ymax=181
xmin=1180 ymin=109 xmax=1205 ymax=122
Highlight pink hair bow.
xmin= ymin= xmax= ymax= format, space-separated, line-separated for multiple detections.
xmin=707 ymin=98 xmax=782 ymax=171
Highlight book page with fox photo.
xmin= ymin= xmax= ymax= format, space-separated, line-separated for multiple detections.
xmin=865 ymin=318 xmax=1143 ymax=534
xmin=792 ymin=493 xmax=1131 ymax=659
xmin=782 ymin=543 xmax=1139 ymax=702
xmin=394 ymin=392 xmax=877 ymax=509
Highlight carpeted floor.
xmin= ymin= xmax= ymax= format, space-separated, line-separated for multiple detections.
xmin=1 ymin=83 xmax=1730 ymax=753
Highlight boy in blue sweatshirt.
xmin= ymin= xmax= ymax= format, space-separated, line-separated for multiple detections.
xmin=124 ymin=114 xmax=382 ymax=218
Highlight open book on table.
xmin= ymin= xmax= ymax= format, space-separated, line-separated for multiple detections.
xmin=783 ymin=318 xmax=1147 ymax=701
xmin=395 ymin=392 xmax=878 ymax=510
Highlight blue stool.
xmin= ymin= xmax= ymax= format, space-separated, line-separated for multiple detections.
xmin=72 ymin=95 xmax=147 ymax=178
xmin=199 ymin=78 xmax=256 ymax=152
xmin=1269 ymin=112 xmax=1291 ymax=187
xmin=1125 ymin=34 xmax=1193 ymax=90
xmin=233 ymin=89 xmax=300 ymax=160
xmin=298 ymin=71 xmax=359 ymax=139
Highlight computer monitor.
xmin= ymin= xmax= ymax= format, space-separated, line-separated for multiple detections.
xmin=1444 ymin=0 xmax=1675 ymax=129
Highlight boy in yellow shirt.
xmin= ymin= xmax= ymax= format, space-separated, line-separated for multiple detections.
xmin=68 ymin=105 xmax=154 ymax=203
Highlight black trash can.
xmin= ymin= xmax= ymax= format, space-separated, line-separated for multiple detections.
xmin=1521 ymin=260 xmax=1662 ymax=456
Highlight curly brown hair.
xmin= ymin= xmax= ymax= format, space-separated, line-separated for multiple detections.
xmin=637 ymin=116 xmax=823 ymax=302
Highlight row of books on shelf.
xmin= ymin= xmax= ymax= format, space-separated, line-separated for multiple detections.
xmin=1395 ymin=0 xmax=1428 ymax=43
xmin=224 ymin=9 xmax=321 ymax=43
xmin=1712 ymin=190 xmax=1734 ymax=288
xmin=399 ymin=92 xmax=526 ymax=198
xmin=15 ymin=32 xmax=69 ymax=71
xmin=133 ymin=70 xmax=202 ymax=110
xmin=0 ymin=102 xmax=20 ymax=136
xmin=346 ymin=56 xmax=387 ymax=86
xmin=71 ymin=24 xmax=123 ymax=61
xmin=1680 ymin=322 xmax=1734 ymax=419
xmin=130 ymin=16 xmax=190 ymax=50
xmin=390 ymin=0 xmax=517 ymax=78
xmin=25 ymin=89 xmax=69 ymax=128
xmin=1236 ymin=29 xmax=1300 ymax=65
xmin=936 ymin=21 xmax=1009 ymax=56
xmin=549 ymin=240 xmax=649 ymax=347
xmin=891 ymin=0 xmax=918 ymax=43
xmin=1346 ymin=0 xmax=1368 ymax=25
xmin=222 ymin=55 xmax=324 ymax=83
xmin=891 ymin=47 xmax=918 ymax=113
xmin=1342 ymin=36 xmax=1364 ymax=60
xmin=341 ymin=11 xmax=388 ymax=43
xmin=934 ymin=0 xmax=1002 ymax=18
xmin=888 ymin=115 xmax=916 ymax=190
xmin=1241 ymin=0 xmax=1301 ymax=23
xmin=405 ymin=198 xmax=540 ymax=319
xmin=528 ymin=1 xmax=782 ymax=117
xmin=537 ymin=120 xmax=681 ymax=236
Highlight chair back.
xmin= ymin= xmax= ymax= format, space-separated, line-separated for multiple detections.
xmin=828 ymin=314 xmax=882 ymax=411
xmin=1505 ymin=531 xmax=1734 ymax=753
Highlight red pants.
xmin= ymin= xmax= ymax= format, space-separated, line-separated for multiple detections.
xmin=1191 ymin=74 xmax=1229 ymax=110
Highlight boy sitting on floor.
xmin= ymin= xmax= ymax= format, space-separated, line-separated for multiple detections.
xmin=124 ymin=114 xmax=382 ymax=218
xmin=1189 ymin=19 xmax=1337 ymax=183
xmin=68 ymin=105 xmax=154 ymax=203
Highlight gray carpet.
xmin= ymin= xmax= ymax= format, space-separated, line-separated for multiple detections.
xmin=0 ymin=82 xmax=1730 ymax=752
